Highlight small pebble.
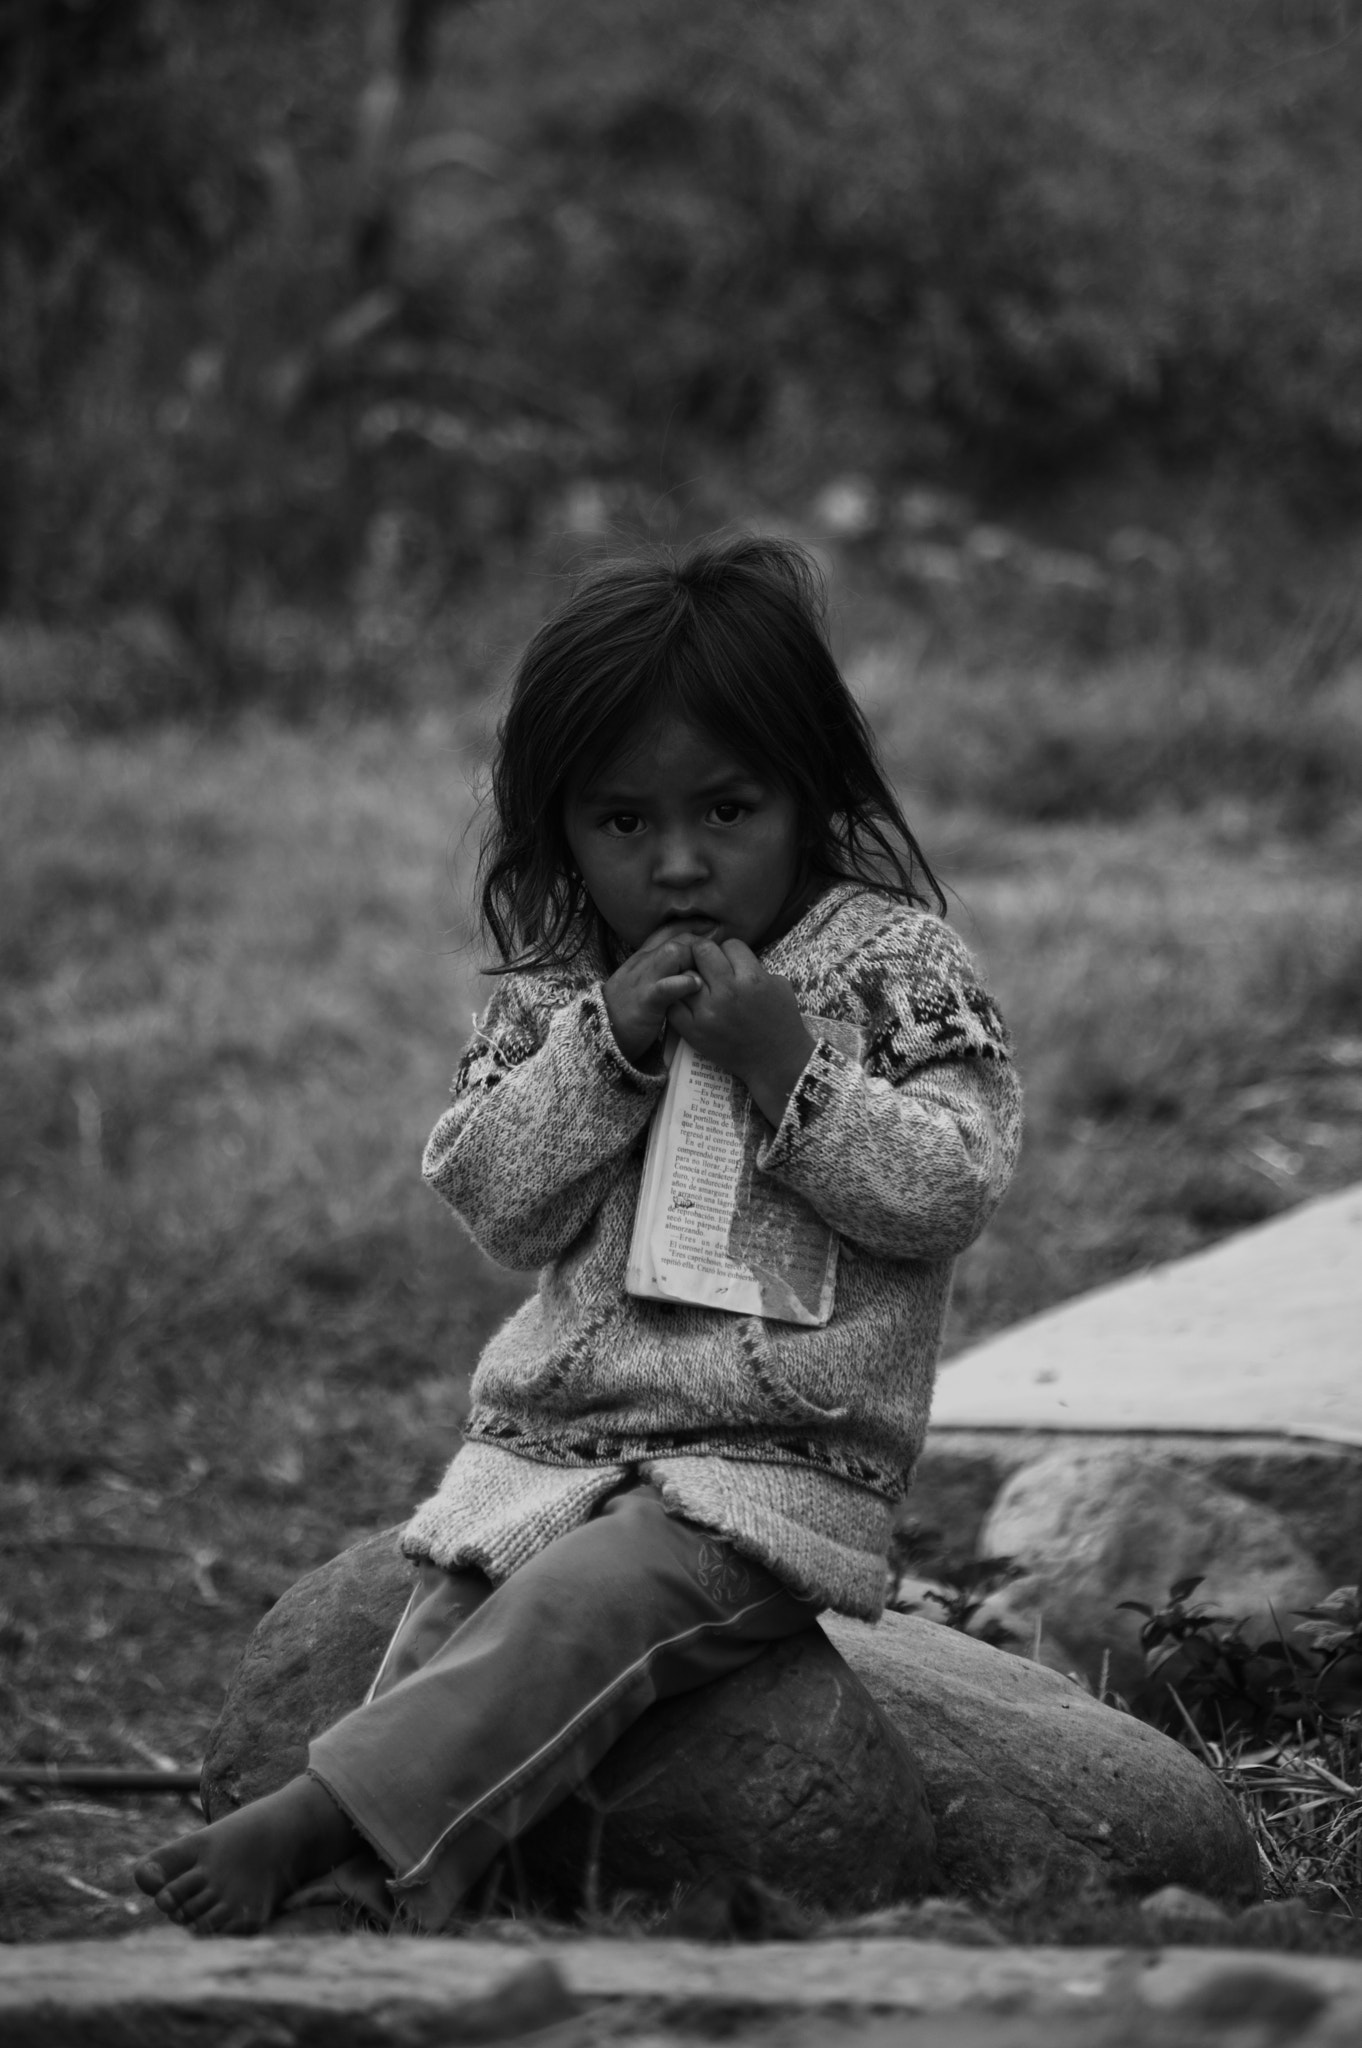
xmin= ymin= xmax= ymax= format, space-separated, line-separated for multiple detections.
xmin=452 ymin=1959 xmax=577 ymax=2037
xmin=1174 ymin=1964 xmax=1327 ymax=2035
xmin=1235 ymin=1897 xmax=1319 ymax=1943
xmin=1139 ymin=1883 xmax=1230 ymax=1927
xmin=834 ymin=1897 xmax=1005 ymax=1946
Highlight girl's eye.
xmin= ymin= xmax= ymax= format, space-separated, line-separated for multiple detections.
xmin=604 ymin=812 xmax=644 ymax=836
xmin=710 ymin=801 xmax=748 ymax=825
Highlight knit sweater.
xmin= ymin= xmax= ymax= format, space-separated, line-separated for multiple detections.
xmin=404 ymin=883 xmax=1022 ymax=1619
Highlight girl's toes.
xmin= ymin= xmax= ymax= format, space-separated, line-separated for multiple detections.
xmin=132 ymin=1857 xmax=168 ymax=1899
xmin=135 ymin=1834 xmax=202 ymax=1901
xmin=161 ymin=1870 xmax=210 ymax=1912
xmin=157 ymin=1878 xmax=214 ymax=1926
xmin=198 ymin=1896 xmax=259 ymax=1937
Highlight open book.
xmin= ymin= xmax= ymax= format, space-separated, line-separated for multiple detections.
xmin=625 ymin=1017 xmax=862 ymax=1327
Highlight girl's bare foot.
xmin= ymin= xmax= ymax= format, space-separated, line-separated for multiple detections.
xmin=133 ymin=1774 xmax=360 ymax=1934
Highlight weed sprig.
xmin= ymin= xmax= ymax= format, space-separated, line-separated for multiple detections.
xmin=1125 ymin=1577 xmax=1362 ymax=1912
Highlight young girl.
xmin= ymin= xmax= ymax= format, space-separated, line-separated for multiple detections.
xmin=135 ymin=534 xmax=1022 ymax=1934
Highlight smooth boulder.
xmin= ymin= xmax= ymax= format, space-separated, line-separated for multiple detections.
xmin=823 ymin=1611 xmax=1259 ymax=1903
xmin=978 ymin=1447 xmax=1329 ymax=1700
xmin=201 ymin=1531 xmax=938 ymax=1916
xmin=202 ymin=1529 xmax=1260 ymax=1913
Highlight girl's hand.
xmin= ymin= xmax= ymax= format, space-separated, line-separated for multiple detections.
xmin=668 ymin=938 xmax=815 ymax=1126
xmin=603 ymin=928 xmax=703 ymax=1065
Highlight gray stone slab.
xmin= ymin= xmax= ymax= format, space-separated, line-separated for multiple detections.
xmin=932 ymin=1185 xmax=1362 ymax=1442
xmin=4 ymin=1933 xmax=1362 ymax=2046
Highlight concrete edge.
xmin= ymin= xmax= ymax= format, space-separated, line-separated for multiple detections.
xmin=2 ymin=1933 xmax=1361 ymax=2040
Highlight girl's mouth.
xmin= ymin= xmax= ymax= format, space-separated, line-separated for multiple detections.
xmin=662 ymin=911 xmax=721 ymax=934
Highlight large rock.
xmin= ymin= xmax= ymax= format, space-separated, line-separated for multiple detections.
xmin=977 ymin=1447 xmax=1329 ymax=1701
xmin=203 ymin=1530 xmax=1260 ymax=1914
xmin=513 ymin=1624 xmax=937 ymax=1915
xmin=201 ymin=1532 xmax=410 ymax=1821
xmin=908 ymin=1430 xmax=1362 ymax=1592
xmin=202 ymin=1531 xmax=938 ymax=1917
xmin=823 ymin=1613 xmax=1259 ymax=1904
xmin=917 ymin=1186 xmax=1362 ymax=1605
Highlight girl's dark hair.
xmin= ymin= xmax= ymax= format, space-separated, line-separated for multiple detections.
xmin=480 ymin=533 xmax=944 ymax=968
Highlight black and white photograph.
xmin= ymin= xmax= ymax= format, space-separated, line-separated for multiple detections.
xmin=2 ymin=2 xmax=1361 ymax=2039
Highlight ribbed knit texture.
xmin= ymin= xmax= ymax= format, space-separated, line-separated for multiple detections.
xmin=404 ymin=884 xmax=1022 ymax=1619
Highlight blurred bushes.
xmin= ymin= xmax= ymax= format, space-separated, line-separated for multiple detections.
xmin=4 ymin=0 xmax=1362 ymax=714
xmin=458 ymin=0 xmax=1362 ymax=466
xmin=0 ymin=0 xmax=257 ymax=369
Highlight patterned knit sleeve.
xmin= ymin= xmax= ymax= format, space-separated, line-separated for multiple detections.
xmin=422 ymin=974 xmax=665 ymax=1269
xmin=757 ymin=914 xmax=1022 ymax=1261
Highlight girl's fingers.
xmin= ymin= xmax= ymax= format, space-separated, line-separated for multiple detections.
xmin=638 ymin=928 xmax=697 ymax=965
xmin=691 ymin=936 xmax=735 ymax=989
xmin=655 ymin=972 xmax=702 ymax=1004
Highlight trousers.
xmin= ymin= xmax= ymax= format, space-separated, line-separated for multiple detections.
xmin=306 ymin=1478 xmax=822 ymax=1928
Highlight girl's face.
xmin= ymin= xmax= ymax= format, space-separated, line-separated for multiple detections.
xmin=563 ymin=714 xmax=812 ymax=954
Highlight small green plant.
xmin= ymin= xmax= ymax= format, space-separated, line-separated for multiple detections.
xmin=1295 ymin=1587 xmax=1362 ymax=1723
xmin=1121 ymin=1576 xmax=1362 ymax=1743
xmin=1123 ymin=1576 xmax=1362 ymax=1912
xmin=1120 ymin=1576 xmax=1306 ymax=1743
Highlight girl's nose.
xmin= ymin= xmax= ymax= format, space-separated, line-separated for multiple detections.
xmin=653 ymin=829 xmax=708 ymax=886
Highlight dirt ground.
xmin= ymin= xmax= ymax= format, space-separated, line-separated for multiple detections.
xmin=0 ymin=1464 xmax=352 ymax=1940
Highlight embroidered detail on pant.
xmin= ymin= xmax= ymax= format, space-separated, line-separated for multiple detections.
xmin=693 ymin=1540 xmax=753 ymax=1606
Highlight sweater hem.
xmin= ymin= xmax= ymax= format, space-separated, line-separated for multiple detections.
xmin=461 ymin=1412 xmax=907 ymax=1503
xmin=401 ymin=1440 xmax=893 ymax=1620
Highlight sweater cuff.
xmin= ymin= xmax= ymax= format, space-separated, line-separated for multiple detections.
xmin=756 ymin=1036 xmax=859 ymax=1174
xmin=576 ymin=983 xmax=668 ymax=1101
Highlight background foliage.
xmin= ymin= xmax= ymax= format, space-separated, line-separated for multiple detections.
xmin=5 ymin=0 xmax=1362 ymax=705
